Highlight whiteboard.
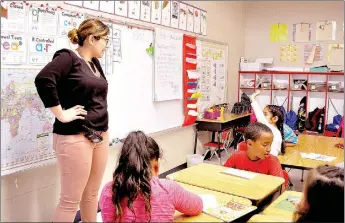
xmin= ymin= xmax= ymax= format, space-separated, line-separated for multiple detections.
xmin=105 ymin=24 xmax=184 ymax=141
xmin=196 ymin=39 xmax=228 ymax=112
xmin=154 ymin=28 xmax=183 ymax=101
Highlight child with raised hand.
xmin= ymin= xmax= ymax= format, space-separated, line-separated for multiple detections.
xmin=99 ymin=131 xmax=203 ymax=222
xmin=294 ymin=165 xmax=344 ymax=222
xmin=224 ymin=122 xmax=284 ymax=181
xmin=250 ymin=91 xmax=285 ymax=156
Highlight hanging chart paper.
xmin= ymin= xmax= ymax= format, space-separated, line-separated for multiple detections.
xmin=140 ymin=1 xmax=151 ymax=22
xmin=1 ymin=1 xmax=26 ymax=33
xmin=328 ymin=44 xmax=344 ymax=66
xmin=280 ymin=44 xmax=298 ymax=62
xmin=128 ymin=1 xmax=140 ymax=20
xmin=151 ymin=0 xmax=162 ymax=24
xmin=316 ymin=21 xmax=336 ymax=41
xmin=304 ymin=44 xmax=323 ymax=64
xmin=1 ymin=33 xmax=27 ymax=64
xmin=170 ymin=1 xmax=179 ymax=29
xmin=178 ymin=2 xmax=187 ymax=30
xmin=115 ymin=1 xmax=128 ymax=17
xmin=161 ymin=0 xmax=171 ymax=27
xmin=270 ymin=24 xmax=288 ymax=42
xmin=154 ymin=28 xmax=183 ymax=101
xmin=293 ymin=23 xmax=311 ymax=42
xmin=99 ymin=1 xmax=115 ymax=14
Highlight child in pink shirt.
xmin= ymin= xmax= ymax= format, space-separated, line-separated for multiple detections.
xmin=99 ymin=131 xmax=203 ymax=222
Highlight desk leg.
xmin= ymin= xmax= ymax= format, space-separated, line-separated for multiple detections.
xmin=193 ymin=130 xmax=198 ymax=154
xmin=217 ymin=131 xmax=221 ymax=165
xmin=211 ymin=131 xmax=215 ymax=142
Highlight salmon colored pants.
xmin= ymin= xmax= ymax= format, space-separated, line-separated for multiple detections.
xmin=52 ymin=132 xmax=109 ymax=222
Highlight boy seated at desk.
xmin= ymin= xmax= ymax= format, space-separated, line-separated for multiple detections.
xmin=224 ymin=122 xmax=285 ymax=191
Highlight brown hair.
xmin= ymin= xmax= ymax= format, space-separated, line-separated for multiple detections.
xmin=294 ymin=165 xmax=344 ymax=222
xmin=68 ymin=18 xmax=109 ymax=46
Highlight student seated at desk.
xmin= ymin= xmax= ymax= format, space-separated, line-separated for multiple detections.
xmin=250 ymin=92 xmax=285 ymax=156
xmin=99 ymin=131 xmax=202 ymax=222
xmin=294 ymin=165 xmax=344 ymax=222
xmin=224 ymin=123 xmax=285 ymax=189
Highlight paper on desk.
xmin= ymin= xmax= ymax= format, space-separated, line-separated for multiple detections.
xmin=300 ymin=153 xmax=336 ymax=162
xmin=221 ymin=168 xmax=257 ymax=179
xmin=198 ymin=194 xmax=218 ymax=211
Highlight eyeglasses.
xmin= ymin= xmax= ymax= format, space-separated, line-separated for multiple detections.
xmin=94 ymin=36 xmax=109 ymax=45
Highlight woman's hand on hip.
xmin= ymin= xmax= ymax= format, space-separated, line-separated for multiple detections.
xmin=59 ymin=105 xmax=87 ymax=123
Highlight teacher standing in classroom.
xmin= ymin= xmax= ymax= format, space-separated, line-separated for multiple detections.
xmin=35 ymin=19 xmax=110 ymax=222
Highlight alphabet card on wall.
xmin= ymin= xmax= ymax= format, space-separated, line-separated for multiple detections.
xmin=64 ymin=1 xmax=83 ymax=7
xmin=99 ymin=1 xmax=115 ymax=14
xmin=151 ymin=0 xmax=162 ymax=25
xmin=82 ymin=0 xmax=99 ymax=11
xmin=178 ymin=2 xmax=187 ymax=31
xmin=1 ymin=1 xmax=26 ymax=33
xmin=29 ymin=36 xmax=57 ymax=65
xmin=128 ymin=1 xmax=140 ymax=20
xmin=186 ymin=5 xmax=194 ymax=32
xmin=115 ymin=1 xmax=128 ymax=17
xmin=28 ymin=6 xmax=58 ymax=36
xmin=58 ymin=10 xmax=84 ymax=37
xmin=193 ymin=8 xmax=201 ymax=34
xmin=140 ymin=1 xmax=151 ymax=22
xmin=200 ymin=10 xmax=207 ymax=36
xmin=161 ymin=0 xmax=171 ymax=27
xmin=1 ymin=33 xmax=27 ymax=64
xmin=170 ymin=1 xmax=179 ymax=29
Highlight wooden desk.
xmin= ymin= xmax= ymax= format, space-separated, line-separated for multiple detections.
xmin=167 ymin=163 xmax=285 ymax=205
xmin=194 ymin=113 xmax=251 ymax=157
xmin=262 ymin=191 xmax=302 ymax=221
xmin=174 ymin=182 xmax=256 ymax=222
xmin=248 ymin=214 xmax=290 ymax=222
xmin=278 ymin=135 xmax=344 ymax=170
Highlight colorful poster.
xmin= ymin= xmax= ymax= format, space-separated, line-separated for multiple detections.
xmin=304 ymin=44 xmax=323 ymax=64
xmin=1 ymin=1 xmax=26 ymax=33
xmin=64 ymin=1 xmax=83 ymax=7
xmin=1 ymin=33 xmax=27 ymax=64
xmin=280 ymin=44 xmax=298 ymax=62
xmin=161 ymin=0 xmax=171 ymax=27
xmin=328 ymin=44 xmax=344 ymax=66
xmin=200 ymin=10 xmax=207 ymax=36
xmin=170 ymin=1 xmax=179 ymax=29
xmin=128 ymin=1 xmax=140 ymax=20
xmin=28 ymin=6 xmax=58 ymax=36
xmin=29 ymin=36 xmax=57 ymax=65
xmin=186 ymin=5 xmax=194 ymax=32
xmin=151 ymin=0 xmax=162 ymax=24
xmin=193 ymin=8 xmax=201 ymax=34
xmin=115 ymin=1 xmax=128 ymax=17
xmin=178 ymin=2 xmax=187 ymax=30
xmin=58 ymin=10 xmax=84 ymax=37
xmin=270 ymin=24 xmax=288 ymax=42
xmin=293 ymin=23 xmax=311 ymax=42
xmin=99 ymin=1 xmax=115 ymax=14
xmin=140 ymin=1 xmax=151 ymax=22
xmin=82 ymin=0 xmax=99 ymax=11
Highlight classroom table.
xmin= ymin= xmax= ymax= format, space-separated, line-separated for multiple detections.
xmin=193 ymin=113 xmax=251 ymax=156
xmin=173 ymin=182 xmax=256 ymax=222
xmin=167 ymin=163 xmax=285 ymax=206
xmin=278 ymin=135 xmax=344 ymax=170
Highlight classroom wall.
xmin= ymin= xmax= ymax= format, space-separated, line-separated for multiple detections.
xmin=244 ymin=1 xmax=344 ymax=68
xmin=1 ymin=2 xmax=246 ymax=221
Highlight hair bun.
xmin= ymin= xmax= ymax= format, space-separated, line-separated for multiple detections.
xmin=68 ymin=28 xmax=79 ymax=45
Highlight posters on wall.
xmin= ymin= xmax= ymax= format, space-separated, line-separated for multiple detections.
xmin=293 ymin=23 xmax=311 ymax=42
xmin=29 ymin=35 xmax=57 ymax=65
xmin=1 ymin=1 xmax=26 ymax=33
xmin=28 ymin=7 xmax=58 ymax=36
xmin=63 ymin=1 xmax=207 ymax=36
xmin=304 ymin=44 xmax=323 ymax=64
xmin=316 ymin=21 xmax=336 ymax=41
xmin=270 ymin=24 xmax=288 ymax=42
xmin=280 ymin=44 xmax=298 ymax=62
